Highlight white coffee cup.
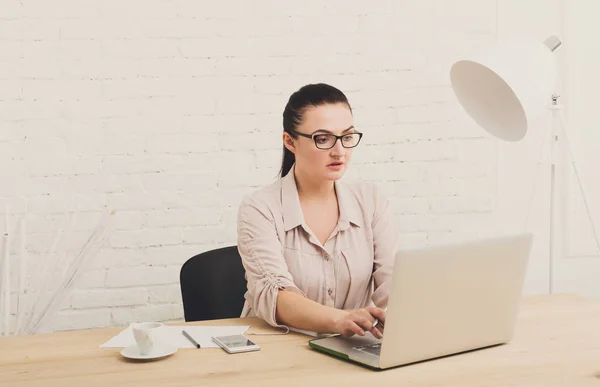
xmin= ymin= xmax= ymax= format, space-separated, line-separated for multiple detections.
xmin=131 ymin=322 xmax=163 ymax=355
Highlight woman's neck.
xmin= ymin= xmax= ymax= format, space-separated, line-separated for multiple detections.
xmin=294 ymin=167 xmax=335 ymax=202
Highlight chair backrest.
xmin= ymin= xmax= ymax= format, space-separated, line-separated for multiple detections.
xmin=179 ymin=246 xmax=247 ymax=322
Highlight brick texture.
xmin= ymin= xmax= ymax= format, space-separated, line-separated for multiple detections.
xmin=0 ymin=0 xmax=500 ymax=332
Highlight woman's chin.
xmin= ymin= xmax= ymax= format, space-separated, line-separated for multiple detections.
xmin=323 ymin=167 xmax=346 ymax=180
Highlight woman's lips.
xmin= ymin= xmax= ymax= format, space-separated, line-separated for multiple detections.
xmin=327 ymin=162 xmax=344 ymax=170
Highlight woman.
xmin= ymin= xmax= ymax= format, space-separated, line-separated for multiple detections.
xmin=237 ymin=83 xmax=398 ymax=339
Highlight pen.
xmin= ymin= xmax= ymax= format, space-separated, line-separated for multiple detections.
xmin=182 ymin=329 xmax=201 ymax=348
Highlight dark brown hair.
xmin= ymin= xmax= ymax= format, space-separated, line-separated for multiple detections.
xmin=280 ymin=83 xmax=352 ymax=178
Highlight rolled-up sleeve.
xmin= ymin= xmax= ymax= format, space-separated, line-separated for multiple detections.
xmin=237 ymin=196 xmax=304 ymax=328
xmin=370 ymin=184 xmax=399 ymax=307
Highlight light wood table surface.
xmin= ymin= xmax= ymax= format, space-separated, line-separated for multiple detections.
xmin=1 ymin=294 xmax=600 ymax=386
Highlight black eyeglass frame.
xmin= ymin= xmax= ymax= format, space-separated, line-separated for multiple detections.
xmin=292 ymin=131 xmax=364 ymax=150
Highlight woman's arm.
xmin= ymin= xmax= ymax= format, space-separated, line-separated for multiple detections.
xmin=277 ymin=290 xmax=385 ymax=337
xmin=275 ymin=290 xmax=346 ymax=332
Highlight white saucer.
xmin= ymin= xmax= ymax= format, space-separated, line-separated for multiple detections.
xmin=120 ymin=343 xmax=178 ymax=360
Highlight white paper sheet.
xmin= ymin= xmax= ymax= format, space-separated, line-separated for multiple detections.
xmin=99 ymin=325 xmax=250 ymax=349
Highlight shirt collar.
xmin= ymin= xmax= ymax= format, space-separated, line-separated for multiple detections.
xmin=335 ymin=179 xmax=364 ymax=230
xmin=281 ymin=164 xmax=363 ymax=232
xmin=281 ymin=165 xmax=304 ymax=232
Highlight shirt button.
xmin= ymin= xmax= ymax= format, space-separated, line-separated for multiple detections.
xmin=328 ymin=288 xmax=333 ymax=296
xmin=324 ymin=254 xmax=330 ymax=261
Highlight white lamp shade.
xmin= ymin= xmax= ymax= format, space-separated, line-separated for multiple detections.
xmin=450 ymin=39 xmax=558 ymax=141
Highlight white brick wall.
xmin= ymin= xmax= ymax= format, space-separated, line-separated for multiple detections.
xmin=1 ymin=0 xmax=502 ymax=332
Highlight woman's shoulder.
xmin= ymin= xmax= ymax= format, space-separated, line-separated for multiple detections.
xmin=337 ymin=179 xmax=391 ymax=222
xmin=339 ymin=179 xmax=389 ymax=202
xmin=238 ymin=179 xmax=283 ymax=216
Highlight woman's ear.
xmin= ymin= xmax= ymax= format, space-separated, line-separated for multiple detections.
xmin=282 ymin=132 xmax=296 ymax=154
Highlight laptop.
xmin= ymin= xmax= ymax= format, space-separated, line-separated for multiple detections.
xmin=309 ymin=233 xmax=533 ymax=369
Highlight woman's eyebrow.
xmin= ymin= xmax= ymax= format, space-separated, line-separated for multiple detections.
xmin=311 ymin=125 xmax=355 ymax=135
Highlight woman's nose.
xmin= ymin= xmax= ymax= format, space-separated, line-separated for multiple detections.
xmin=330 ymin=138 xmax=346 ymax=155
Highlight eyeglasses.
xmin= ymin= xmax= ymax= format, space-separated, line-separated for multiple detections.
xmin=293 ymin=131 xmax=363 ymax=150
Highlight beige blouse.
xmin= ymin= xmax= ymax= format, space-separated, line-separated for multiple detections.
xmin=236 ymin=164 xmax=398 ymax=330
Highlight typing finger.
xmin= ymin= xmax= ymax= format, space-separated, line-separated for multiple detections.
xmin=353 ymin=316 xmax=375 ymax=333
xmin=343 ymin=321 xmax=365 ymax=337
xmin=369 ymin=307 xmax=386 ymax=325
xmin=371 ymin=327 xmax=383 ymax=339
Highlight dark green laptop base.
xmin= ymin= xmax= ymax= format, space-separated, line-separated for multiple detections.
xmin=308 ymin=339 xmax=382 ymax=371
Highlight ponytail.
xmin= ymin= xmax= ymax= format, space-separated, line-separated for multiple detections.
xmin=279 ymin=146 xmax=295 ymax=178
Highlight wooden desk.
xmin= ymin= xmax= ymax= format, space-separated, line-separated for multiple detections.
xmin=1 ymin=295 xmax=600 ymax=386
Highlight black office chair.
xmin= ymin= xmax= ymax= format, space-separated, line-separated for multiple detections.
xmin=179 ymin=246 xmax=248 ymax=322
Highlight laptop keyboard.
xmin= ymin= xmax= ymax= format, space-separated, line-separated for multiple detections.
xmin=352 ymin=342 xmax=381 ymax=356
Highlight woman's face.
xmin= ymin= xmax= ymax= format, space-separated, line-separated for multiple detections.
xmin=284 ymin=103 xmax=357 ymax=182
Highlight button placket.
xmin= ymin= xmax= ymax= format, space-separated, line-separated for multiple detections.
xmin=322 ymin=250 xmax=335 ymax=306
xmin=323 ymin=230 xmax=340 ymax=307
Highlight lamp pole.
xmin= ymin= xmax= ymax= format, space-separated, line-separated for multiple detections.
xmin=549 ymin=94 xmax=561 ymax=294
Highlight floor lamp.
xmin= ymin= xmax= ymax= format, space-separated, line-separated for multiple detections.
xmin=449 ymin=35 xmax=600 ymax=294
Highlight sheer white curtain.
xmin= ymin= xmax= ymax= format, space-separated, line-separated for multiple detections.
xmin=0 ymin=207 xmax=114 ymax=336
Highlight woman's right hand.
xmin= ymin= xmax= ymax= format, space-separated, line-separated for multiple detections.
xmin=333 ymin=306 xmax=386 ymax=339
